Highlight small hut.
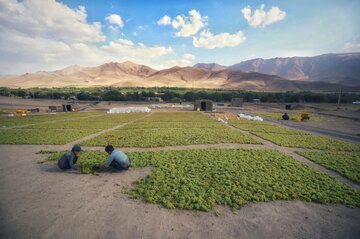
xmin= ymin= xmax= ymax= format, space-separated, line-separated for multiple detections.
xmin=194 ymin=99 xmax=213 ymax=111
xmin=231 ymin=98 xmax=243 ymax=107
xmin=48 ymin=106 xmax=63 ymax=112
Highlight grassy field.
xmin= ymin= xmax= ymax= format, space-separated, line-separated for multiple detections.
xmin=297 ymin=151 xmax=360 ymax=184
xmin=228 ymin=118 xmax=360 ymax=151
xmin=0 ymin=129 xmax=99 ymax=145
xmin=253 ymin=132 xmax=360 ymax=151
xmin=46 ymin=149 xmax=360 ymax=210
xmin=0 ymin=112 xmax=146 ymax=144
xmin=0 ymin=112 xmax=103 ymax=127
xmin=81 ymin=127 xmax=261 ymax=147
xmin=82 ymin=112 xmax=260 ymax=147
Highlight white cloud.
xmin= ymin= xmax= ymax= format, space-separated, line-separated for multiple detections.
xmin=0 ymin=0 xmax=105 ymax=43
xmin=0 ymin=0 xmax=181 ymax=74
xmin=163 ymin=54 xmax=195 ymax=68
xmin=157 ymin=15 xmax=172 ymax=25
xmin=171 ymin=9 xmax=207 ymax=37
xmin=105 ymin=14 xmax=124 ymax=28
xmin=343 ymin=41 xmax=360 ymax=52
xmin=193 ymin=31 xmax=246 ymax=49
xmin=242 ymin=4 xmax=286 ymax=27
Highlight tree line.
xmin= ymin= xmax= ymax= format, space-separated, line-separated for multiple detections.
xmin=0 ymin=87 xmax=359 ymax=103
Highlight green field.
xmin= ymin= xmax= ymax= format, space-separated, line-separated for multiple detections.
xmin=229 ymin=119 xmax=309 ymax=135
xmin=228 ymin=118 xmax=360 ymax=151
xmin=0 ymin=129 xmax=99 ymax=145
xmin=81 ymin=127 xmax=261 ymax=147
xmin=297 ymin=151 xmax=360 ymax=184
xmin=0 ymin=112 xmax=103 ymax=127
xmin=0 ymin=112 xmax=146 ymax=144
xmin=26 ymin=113 xmax=146 ymax=129
xmin=253 ymin=132 xmax=360 ymax=151
xmin=81 ymin=111 xmax=260 ymax=147
xmin=46 ymin=149 xmax=360 ymax=210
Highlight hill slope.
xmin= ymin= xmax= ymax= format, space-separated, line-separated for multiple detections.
xmin=229 ymin=53 xmax=360 ymax=86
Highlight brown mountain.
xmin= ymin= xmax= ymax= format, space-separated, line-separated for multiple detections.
xmin=1 ymin=58 xmax=359 ymax=92
xmin=229 ymin=53 xmax=360 ymax=86
xmin=193 ymin=63 xmax=227 ymax=71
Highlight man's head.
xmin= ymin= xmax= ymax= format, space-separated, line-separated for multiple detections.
xmin=71 ymin=145 xmax=83 ymax=156
xmin=105 ymin=145 xmax=114 ymax=154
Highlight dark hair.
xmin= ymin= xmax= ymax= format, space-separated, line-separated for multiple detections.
xmin=105 ymin=145 xmax=114 ymax=153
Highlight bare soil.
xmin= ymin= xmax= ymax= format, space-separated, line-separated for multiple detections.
xmin=1 ymin=145 xmax=360 ymax=239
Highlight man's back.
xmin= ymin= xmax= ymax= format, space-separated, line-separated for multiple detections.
xmin=107 ymin=150 xmax=130 ymax=168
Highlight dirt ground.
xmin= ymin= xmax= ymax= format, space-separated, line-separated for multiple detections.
xmin=1 ymin=145 xmax=360 ymax=239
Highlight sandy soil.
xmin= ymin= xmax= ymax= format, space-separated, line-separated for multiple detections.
xmin=1 ymin=145 xmax=359 ymax=239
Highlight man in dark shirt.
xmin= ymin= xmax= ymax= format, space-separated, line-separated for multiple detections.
xmin=58 ymin=145 xmax=83 ymax=170
xmin=282 ymin=113 xmax=290 ymax=120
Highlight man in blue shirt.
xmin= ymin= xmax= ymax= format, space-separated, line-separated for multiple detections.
xmin=104 ymin=145 xmax=131 ymax=171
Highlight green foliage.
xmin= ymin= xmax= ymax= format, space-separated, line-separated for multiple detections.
xmin=0 ymin=112 xmax=103 ymax=127
xmin=138 ymin=112 xmax=215 ymax=122
xmin=82 ymin=112 xmax=260 ymax=147
xmin=76 ymin=151 xmax=107 ymax=174
xmin=122 ymin=121 xmax=224 ymax=129
xmin=27 ymin=113 xmax=146 ymax=129
xmin=47 ymin=151 xmax=107 ymax=173
xmin=229 ymin=119 xmax=309 ymax=134
xmin=81 ymin=127 xmax=260 ymax=147
xmin=126 ymin=149 xmax=360 ymax=210
xmin=0 ymin=129 xmax=98 ymax=145
xmin=297 ymin=151 xmax=360 ymax=184
xmin=2 ymin=86 xmax=359 ymax=103
xmin=253 ymin=132 xmax=360 ymax=151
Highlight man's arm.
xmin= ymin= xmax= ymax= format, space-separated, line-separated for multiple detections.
xmin=104 ymin=153 xmax=114 ymax=168
xmin=68 ymin=154 xmax=77 ymax=169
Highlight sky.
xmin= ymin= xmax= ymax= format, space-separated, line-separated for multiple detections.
xmin=0 ymin=0 xmax=360 ymax=75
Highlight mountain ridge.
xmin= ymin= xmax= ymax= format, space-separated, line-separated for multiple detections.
xmin=1 ymin=53 xmax=359 ymax=92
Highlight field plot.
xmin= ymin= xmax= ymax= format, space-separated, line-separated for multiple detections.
xmin=229 ymin=119 xmax=309 ymax=134
xmin=46 ymin=149 xmax=360 ymax=210
xmin=81 ymin=127 xmax=260 ymax=147
xmin=253 ymin=132 xmax=360 ymax=151
xmin=0 ymin=112 xmax=146 ymax=144
xmin=297 ymin=151 xmax=360 ymax=184
xmin=0 ymin=129 xmax=98 ymax=145
xmin=137 ymin=111 xmax=215 ymax=122
xmin=227 ymin=118 xmax=360 ymax=151
xmin=81 ymin=112 xmax=260 ymax=147
xmin=26 ymin=112 xmax=146 ymax=129
xmin=0 ymin=112 xmax=103 ymax=127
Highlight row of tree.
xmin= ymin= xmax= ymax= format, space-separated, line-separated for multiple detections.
xmin=0 ymin=87 xmax=359 ymax=103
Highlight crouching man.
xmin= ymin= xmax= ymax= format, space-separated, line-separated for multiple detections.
xmin=104 ymin=145 xmax=131 ymax=171
xmin=58 ymin=145 xmax=83 ymax=170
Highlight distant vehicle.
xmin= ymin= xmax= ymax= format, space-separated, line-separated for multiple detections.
xmin=352 ymin=101 xmax=360 ymax=104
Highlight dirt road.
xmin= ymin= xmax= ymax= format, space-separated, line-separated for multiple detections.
xmin=1 ymin=145 xmax=359 ymax=239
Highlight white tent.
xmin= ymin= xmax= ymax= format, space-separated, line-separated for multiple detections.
xmin=107 ymin=107 xmax=151 ymax=114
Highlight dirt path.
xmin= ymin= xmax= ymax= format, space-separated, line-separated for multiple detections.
xmin=1 ymin=145 xmax=359 ymax=239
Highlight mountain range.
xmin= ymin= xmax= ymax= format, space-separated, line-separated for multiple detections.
xmin=1 ymin=53 xmax=359 ymax=92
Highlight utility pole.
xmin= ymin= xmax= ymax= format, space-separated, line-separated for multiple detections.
xmin=337 ymin=87 xmax=342 ymax=109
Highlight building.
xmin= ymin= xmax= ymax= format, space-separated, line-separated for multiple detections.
xmin=231 ymin=98 xmax=243 ymax=107
xmin=194 ymin=99 xmax=213 ymax=111
xmin=48 ymin=106 xmax=63 ymax=112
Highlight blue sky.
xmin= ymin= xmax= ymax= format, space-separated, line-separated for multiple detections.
xmin=1 ymin=0 xmax=359 ymax=74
